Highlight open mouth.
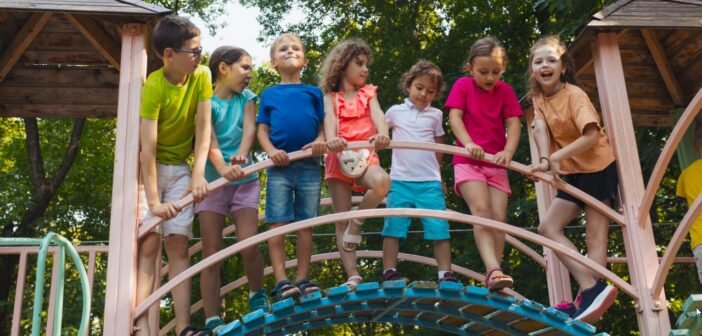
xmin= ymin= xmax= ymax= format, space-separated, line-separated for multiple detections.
xmin=540 ymin=71 xmax=554 ymax=81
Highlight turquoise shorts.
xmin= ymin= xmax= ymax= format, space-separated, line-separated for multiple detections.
xmin=382 ymin=180 xmax=450 ymax=240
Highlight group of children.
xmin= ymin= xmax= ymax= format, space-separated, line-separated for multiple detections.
xmin=135 ymin=15 xmax=621 ymax=336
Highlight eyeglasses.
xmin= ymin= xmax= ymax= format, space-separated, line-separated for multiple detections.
xmin=174 ymin=46 xmax=203 ymax=57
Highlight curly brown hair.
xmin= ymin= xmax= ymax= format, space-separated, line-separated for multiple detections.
xmin=527 ymin=35 xmax=578 ymax=98
xmin=318 ymin=39 xmax=372 ymax=93
xmin=399 ymin=59 xmax=444 ymax=98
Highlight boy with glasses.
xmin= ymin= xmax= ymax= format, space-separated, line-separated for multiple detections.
xmin=136 ymin=15 xmax=212 ymax=336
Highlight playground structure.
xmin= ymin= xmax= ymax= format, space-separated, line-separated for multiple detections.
xmin=2 ymin=0 xmax=702 ymax=335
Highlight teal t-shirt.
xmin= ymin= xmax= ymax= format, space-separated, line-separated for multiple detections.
xmin=205 ymin=89 xmax=259 ymax=185
xmin=140 ymin=65 xmax=213 ymax=164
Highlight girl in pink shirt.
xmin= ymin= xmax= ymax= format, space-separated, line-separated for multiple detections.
xmin=445 ymin=36 xmax=523 ymax=291
xmin=320 ymin=39 xmax=391 ymax=290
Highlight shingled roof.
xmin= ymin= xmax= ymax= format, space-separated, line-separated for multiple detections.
xmin=0 ymin=0 xmax=170 ymax=16
xmin=569 ymin=0 xmax=702 ymax=126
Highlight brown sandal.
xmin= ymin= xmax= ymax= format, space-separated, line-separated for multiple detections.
xmin=485 ymin=267 xmax=513 ymax=291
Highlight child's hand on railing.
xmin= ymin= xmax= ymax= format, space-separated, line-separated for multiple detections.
xmin=150 ymin=202 xmax=180 ymax=220
xmin=189 ymin=175 xmax=208 ymax=203
xmin=267 ymin=149 xmax=290 ymax=166
xmin=493 ymin=149 xmax=514 ymax=167
xmin=303 ymin=140 xmax=327 ymax=156
xmin=464 ymin=142 xmax=485 ymax=160
xmin=369 ymin=134 xmax=390 ymax=150
xmin=326 ymin=137 xmax=347 ymax=152
xmin=218 ymin=162 xmax=245 ymax=182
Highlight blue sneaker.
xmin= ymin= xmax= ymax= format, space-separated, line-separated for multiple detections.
xmin=204 ymin=317 xmax=224 ymax=335
xmin=573 ymin=280 xmax=617 ymax=323
xmin=553 ymin=300 xmax=577 ymax=318
xmin=249 ymin=289 xmax=270 ymax=312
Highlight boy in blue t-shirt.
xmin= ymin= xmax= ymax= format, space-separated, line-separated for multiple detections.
xmin=257 ymin=33 xmax=326 ymax=301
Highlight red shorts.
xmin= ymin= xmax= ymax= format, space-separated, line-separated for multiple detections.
xmin=324 ymin=151 xmax=380 ymax=192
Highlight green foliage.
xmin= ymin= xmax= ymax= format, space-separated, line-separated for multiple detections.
xmin=145 ymin=0 xmax=229 ymax=35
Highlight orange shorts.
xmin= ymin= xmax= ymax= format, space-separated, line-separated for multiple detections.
xmin=324 ymin=151 xmax=380 ymax=192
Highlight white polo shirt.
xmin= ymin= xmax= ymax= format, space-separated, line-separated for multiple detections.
xmin=386 ymin=98 xmax=445 ymax=181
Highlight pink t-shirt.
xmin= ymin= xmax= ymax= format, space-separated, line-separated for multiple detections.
xmin=444 ymin=77 xmax=523 ymax=167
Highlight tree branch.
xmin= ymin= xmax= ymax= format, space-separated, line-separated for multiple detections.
xmin=49 ymin=118 xmax=85 ymax=192
xmin=23 ymin=117 xmax=46 ymax=193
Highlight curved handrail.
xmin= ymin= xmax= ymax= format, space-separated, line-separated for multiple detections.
xmin=1 ymin=233 xmax=92 ymax=336
xmin=638 ymin=87 xmax=702 ymax=227
xmin=167 ymin=197 xmax=546 ymax=275
xmin=159 ymin=250 xmax=526 ymax=334
xmin=651 ymin=192 xmax=702 ymax=299
xmin=138 ymin=141 xmax=625 ymax=238
xmin=135 ymin=209 xmax=636 ymax=318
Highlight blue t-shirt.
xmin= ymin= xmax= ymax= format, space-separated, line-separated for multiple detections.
xmin=205 ymin=89 xmax=259 ymax=185
xmin=256 ymin=84 xmax=324 ymax=152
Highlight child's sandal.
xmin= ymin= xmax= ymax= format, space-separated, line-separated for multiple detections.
xmin=270 ymin=279 xmax=301 ymax=302
xmin=485 ymin=267 xmax=513 ymax=291
xmin=179 ymin=326 xmax=210 ymax=336
xmin=343 ymin=275 xmax=363 ymax=291
xmin=295 ymin=278 xmax=321 ymax=295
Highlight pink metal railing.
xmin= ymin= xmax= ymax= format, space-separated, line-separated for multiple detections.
xmin=0 ymin=245 xmax=108 ymax=336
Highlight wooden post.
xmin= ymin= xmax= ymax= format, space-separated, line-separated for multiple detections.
xmin=591 ymin=32 xmax=670 ymax=335
xmin=526 ymin=108 xmax=573 ymax=306
xmin=102 ymin=23 xmax=147 ymax=336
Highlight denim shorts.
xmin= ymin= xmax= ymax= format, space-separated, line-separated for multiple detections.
xmin=382 ymin=180 xmax=450 ymax=240
xmin=264 ymin=157 xmax=322 ymax=223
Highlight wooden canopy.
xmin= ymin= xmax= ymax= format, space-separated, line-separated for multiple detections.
xmin=569 ymin=0 xmax=702 ymax=127
xmin=0 ymin=0 xmax=170 ymax=118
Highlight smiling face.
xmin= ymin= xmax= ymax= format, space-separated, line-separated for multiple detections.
xmin=219 ymin=55 xmax=252 ymax=94
xmin=467 ymin=51 xmax=504 ymax=92
xmin=407 ymin=74 xmax=438 ymax=109
xmin=343 ymin=54 xmax=370 ymax=87
xmin=270 ymin=36 xmax=306 ymax=73
xmin=530 ymin=45 xmax=565 ymax=96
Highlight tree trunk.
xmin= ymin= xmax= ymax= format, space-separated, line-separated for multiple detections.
xmin=0 ymin=117 xmax=85 ymax=333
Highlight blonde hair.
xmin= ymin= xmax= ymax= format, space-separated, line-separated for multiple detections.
xmin=527 ymin=35 xmax=578 ymax=98
xmin=269 ymin=33 xmax=305 ymax=60
xmin=464 ymin=36 xmax=507 ymax=69
xmin=318 ymin=39 xmax=372 ymax=93
xmin=399 ymin=59 xmax=444 ymax=98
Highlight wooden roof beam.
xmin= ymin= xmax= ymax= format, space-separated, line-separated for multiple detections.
xmin=64 ymin=13 xmax=121 ymax=70
xmin=0 ymin=12 xmax=52 ymax=83
xmin=641 ymin=29 xmax=685 ymax=106
xmin=576 ymin=29 xmax=628 ymax=77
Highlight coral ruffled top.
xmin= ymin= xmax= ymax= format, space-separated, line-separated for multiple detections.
xmin=334 ymin=85 xmax=377 ymax=141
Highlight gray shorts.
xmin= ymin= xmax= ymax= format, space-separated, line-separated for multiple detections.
xmin=138 ymin=163 xmax=194 ymax=238
xmin=694 ymin=244 xmax=702 ymax=285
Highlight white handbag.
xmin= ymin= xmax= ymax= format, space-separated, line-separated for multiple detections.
xmin=338 ymin=148 xmax=371 ymax=178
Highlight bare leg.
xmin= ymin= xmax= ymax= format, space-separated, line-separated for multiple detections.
xmin=488 ymin=186 xmax=509 ymax=266
xmin=459 ymin=182 xmax=503 ymax=275
xmin=164 ymin=234 xmax=191 ymax=335
xmin=383 ymin=237 xmax=400 ymax=270
xmin=537 ymin=198 xmax=597 ymax=289
xmin=198 ymin=212 xmax=225 ymax=319
xmin=267 ymin=221 xmax=290 ymax=283
xmin=328 ymin=179 xmax=358 ymax=278
xmin=583 ymin=200 xmax=612 ymax=272
xmin=434 ymin=239 xmax=452 ymax=272
xmin=134 ymin=233 xmax=160 ymax=336
xmin=295 ymin=228 xmax=313 ymax=281
xmin=233 ymin=208 xmax=265 ymax=292
xmin=343 ymin=166 xmax=390 ymax=250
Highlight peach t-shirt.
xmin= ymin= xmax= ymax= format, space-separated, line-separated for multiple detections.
xmin=532 ymin=84 xmax=615 ymax=174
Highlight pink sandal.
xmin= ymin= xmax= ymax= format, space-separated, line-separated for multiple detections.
xmin=485 ymin=267 xmax=513 ymax=291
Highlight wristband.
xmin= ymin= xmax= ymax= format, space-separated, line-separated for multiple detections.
xmin=539 ymin=156 xmax=550 ymax=168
